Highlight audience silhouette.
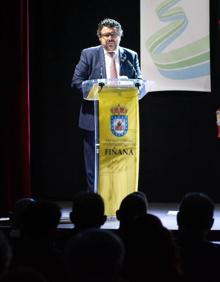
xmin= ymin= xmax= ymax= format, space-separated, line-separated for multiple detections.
xmin=69 ymin=191 xmax=107 ymax=233
xmin=8 ymin=197 xmax=36 ymax=241
xmin=122 ymin=213 xmax=183 ymax=282
xmin=0 ymin=230 xmax=12 ymax=279
xmin=176 ymin=192 xmax=220 ymax=282
xmin=9 ymin=200 xmax=67 ymax=282
xmin=3 ymin=191 xmax=220 ymax=282
xmin=115 ymin=191 xmax=148 ymax=241
xmin=64 ymin=228 xmax=126 ymax=282
xmin=1 ymin=267 xmax=48 ymax=282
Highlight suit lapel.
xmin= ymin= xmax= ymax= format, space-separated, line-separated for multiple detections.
xmin=98 ymin=46 xmax=106 ymax=78
xmin=119 ymin=47 xmax=127 ymax=64
xmin=119 ymin=47 xmax=128 ymax=76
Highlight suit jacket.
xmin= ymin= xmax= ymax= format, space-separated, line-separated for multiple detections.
xmin=71 ymin=45 xmax=142 ymax=131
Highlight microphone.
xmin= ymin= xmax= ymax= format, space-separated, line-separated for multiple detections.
xmin=126 ymin=59 xmax=141 ymax=88
xmin=126 ymin=59 xmax=138 ymax=79
xmin=98 ymin=65 xmax=105 ymax=90
xmin=121 ymin=54 xmax=127 ymax=63
xmin=100 ymin=65 xmax=103 ymax=79
xmin=98 ymin=82 xmax=105 ymax=91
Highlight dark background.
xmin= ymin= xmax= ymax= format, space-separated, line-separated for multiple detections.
xmin=29 ymin=0 xmax=220 ymax=203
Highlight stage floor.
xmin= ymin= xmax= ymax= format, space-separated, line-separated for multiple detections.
xmin=1 ymin=202 xmax=220 ymax=242
xmin=58 ymin=202 xmax=220 ymax=231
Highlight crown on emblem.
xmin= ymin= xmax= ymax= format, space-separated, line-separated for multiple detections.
xmin=111 ymin=104 xmax=128 ymax=115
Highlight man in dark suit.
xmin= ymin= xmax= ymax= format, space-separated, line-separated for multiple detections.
xmin=71 ymin=18 xmax=142 ymax=192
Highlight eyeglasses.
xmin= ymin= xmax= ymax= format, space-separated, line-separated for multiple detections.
xmin=100 ymin=32 xmax=120 ymax=38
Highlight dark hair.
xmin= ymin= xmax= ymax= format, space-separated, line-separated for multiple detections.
xmin=118 ymin=191 xmax=148 ymax=217
xmin=70 ymin=191 xmax=106 ymax=228
xmin=178 ymin=192 xmax=214 ymax=229
xmin=65 ymin=228 xmax=125 ymax=281
xmin=97 ymin=18 xmax=123 ymax=37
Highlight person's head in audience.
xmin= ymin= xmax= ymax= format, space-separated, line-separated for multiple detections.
xmin=0 ymin=230 xmax=12 ymax=278
xmin=9 ymin=197 xmax=36 ymax=238
xmin=70 ymin=191 xmax=107 ymax=230
xmin=21 ymin=200 xmax=61 ymax=240
xmin=1 ymin=267 xmax=48 ymax=282
xmin=177 ymin=192 xmax=214 ymax=239
xmin=116 ymin=191 xmax=148 ymax=231
xmin=123 ymin=213 xmax=183 ymax=282
xmin=65 ymin=228 xmax=125 ymax=282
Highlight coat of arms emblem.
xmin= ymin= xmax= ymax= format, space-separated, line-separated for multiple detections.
xmin=110 ymin=104 xmax=128 ymax=137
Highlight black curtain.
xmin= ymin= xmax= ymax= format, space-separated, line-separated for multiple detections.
xmin=28 ymin=0 xmax=220 ymax=203
xmin=2 ymin=0 xmax=31 ymax=216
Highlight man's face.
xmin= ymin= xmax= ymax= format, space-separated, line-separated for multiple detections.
xmin=99 ymin=26 xmax=121 ymax=52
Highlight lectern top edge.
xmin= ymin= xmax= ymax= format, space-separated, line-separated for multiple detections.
xmin=82 ymin=78 xmax=148 ymax=100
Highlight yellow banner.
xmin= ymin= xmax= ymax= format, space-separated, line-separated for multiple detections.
xmin=98 ymin=87 xmax=139 ymax=216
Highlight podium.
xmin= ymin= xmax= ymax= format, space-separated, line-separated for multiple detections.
xmin=82 ymin=78 xmax=148 ymax=216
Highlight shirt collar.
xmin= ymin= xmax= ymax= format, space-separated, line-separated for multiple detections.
xmin=103 ymin=47 xmax=119 ymax=56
